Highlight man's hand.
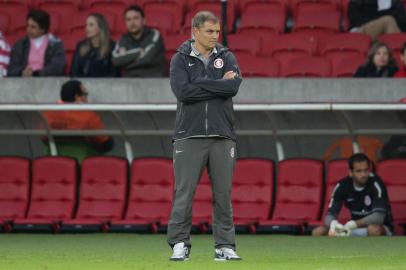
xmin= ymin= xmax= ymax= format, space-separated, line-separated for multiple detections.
xmin=118 ymin=47 xmax=127 ymax=55
xmin=22 ymin=66 xmax=33 ymax=77
xmin=223 ymin=71 xmax=237 ymax=80
xmin=342 ymin=220 xmax=357 ymax=236
xmin=328 ymin=220 xmax=346 ymax=237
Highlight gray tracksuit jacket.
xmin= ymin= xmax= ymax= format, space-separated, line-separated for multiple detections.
xmin=170 ymin=40 xmax=242 ymax=142
xmin=112 ymin=27 xmax=166 ymax=77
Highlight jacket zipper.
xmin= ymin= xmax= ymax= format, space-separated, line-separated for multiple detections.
xmin=189 ymin=53 xmax=215 ymax=136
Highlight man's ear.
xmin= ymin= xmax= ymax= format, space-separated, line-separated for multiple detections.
xmin=348 ymin=169 xmax=353 ymax=177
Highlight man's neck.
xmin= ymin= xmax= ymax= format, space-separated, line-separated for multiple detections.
xmin=131 ymin=29 xmax=144 ymax=40
xmin=193 ymin=42 xmax=212 ymax=59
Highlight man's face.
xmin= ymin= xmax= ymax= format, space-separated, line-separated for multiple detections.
xmin=193 ymin=21 xmax=220 ymax=51
xmin=74 ymin=85 xmax=88 ymax=104
xmin=125 ymin=10 xmax=145 ymax=35
xmin=349 ymin=161 xmax=370 ymax=186
xmin=26 ymin=18 xmax=45 ymax=39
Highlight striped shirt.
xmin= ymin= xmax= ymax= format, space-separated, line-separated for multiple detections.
xmin=0 ymin=32 xmax=11 ymax=77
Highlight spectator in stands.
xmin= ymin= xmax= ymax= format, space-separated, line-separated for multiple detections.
xmin=112 ymin=5 xmax=166 ymax=77
xmin=7 ymin=10 xmax=65 ymax=77
xmin=394 ymin=42 xmax=406 ymax=77
xmin=348 ymin=0 xmax=406 ymax=40
xmin=0 ymin=31 xmax=11 ymax=77
xmin=313 ymin=153 xmax=394 ymax=237
xmin=354 ymin=41 xmax=398 ymax=77
xmin=71 ymin=13 xmax=119 ymax=77
xmin=42 ymin=80 xmax=114 ymax=163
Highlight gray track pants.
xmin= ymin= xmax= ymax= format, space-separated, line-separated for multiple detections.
xmin=167 ymin=138 xmax=237 ymax=249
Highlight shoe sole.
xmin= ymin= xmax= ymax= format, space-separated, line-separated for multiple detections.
xmin=214 ymin=257 xmax=242 ymax=261
xmin=169 ymin=257 xmax=189 ymax=262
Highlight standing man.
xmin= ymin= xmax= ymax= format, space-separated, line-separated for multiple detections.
xmin=312 ymin=153 xmax=394 ymax=237
xmin=167 ymin=11 xmax=242 ymax=261
xmin=112 ymin=4 xmax=166 ymax=77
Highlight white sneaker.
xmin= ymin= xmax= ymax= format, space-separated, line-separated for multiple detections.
xmin=170 ymin=242 xmax=190 ymax=261
xmin=214 ymin=247 xmax=242 ymax=261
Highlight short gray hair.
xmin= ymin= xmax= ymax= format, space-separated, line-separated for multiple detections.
xmin=192 ymin=11 xmax=219 ymax=28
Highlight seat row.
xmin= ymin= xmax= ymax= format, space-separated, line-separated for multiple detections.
xmin=1 ymin=156 xmax=405 ymax=235
xmin=0 ymin=0 xmax=378 ymax=36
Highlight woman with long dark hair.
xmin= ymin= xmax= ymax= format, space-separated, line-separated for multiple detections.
xmin=71 ymin=13 xmax=118 ymax=77
xmin=354 ymin=41 xmax=398 ymax=77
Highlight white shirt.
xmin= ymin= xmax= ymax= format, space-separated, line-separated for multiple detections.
xmin=378 ymin=0 xmax=392 ymax=11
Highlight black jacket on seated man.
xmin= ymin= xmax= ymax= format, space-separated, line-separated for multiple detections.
xmin=8 ymin=34 xmax=66 ymax=76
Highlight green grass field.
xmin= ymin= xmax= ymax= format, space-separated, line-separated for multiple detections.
xmin=1 ymin=234 xmax=405 ymax=270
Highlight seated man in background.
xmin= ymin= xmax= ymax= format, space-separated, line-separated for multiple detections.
xmin=313 ymin=153 xmax=394 ymax=236
xmin=0 ymin=31 xmax=11 ymax=77
xmin=112 ymin=5 xmax=166 ymax=77
xmin=8 ymin=9 xmax=65 ymax=77
xmin=349 ymin=0 xmax=406 ymax=40
xmin=42 ymin=80 xmax=113 ymax=162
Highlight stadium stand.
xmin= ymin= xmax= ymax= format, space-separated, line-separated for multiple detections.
xmin=0 ymin=157 xmax=30 ymax=233
xmin=12 ymin=157 xmax=77 ymax=233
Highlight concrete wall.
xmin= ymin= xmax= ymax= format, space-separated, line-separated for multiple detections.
xmin=1 ymin=78 xmax=406 ymax=103
xmin=0 ymin=78 xmax=404 ymax=161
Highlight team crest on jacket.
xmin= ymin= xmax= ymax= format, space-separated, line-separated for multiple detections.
xmin=364 ymin=195 xmax=372 ymax=206
xmin=214 ymin=58 xmax=224 ymax=69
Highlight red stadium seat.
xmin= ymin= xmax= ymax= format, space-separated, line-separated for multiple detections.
xmin=144 ymin=1 xmax=184 ymax=34
xmin=227 ymin=33 xmax=262 ymax=56
xmin=0 ymin=5 xmax=27 ymax=36
xmin=289 ymin=0 xmax=341 ymax=15
xmin=38 ymin=3 xmax=77 ymax=34
xmin=110 ymin=158 xmax=174 ymax=233
xmin=183 ymin=1 xmax=236 ymax=33
xmin=82 ymin=0 xmax=132 ymax=9
xmin=379 ymin=33 xmax=406 ymax=54
xmin=292 ymin=3 xmax=341 ymax=34
xmin=13 ymin=157 xmax=78 ymax=233
xmin=377 ymin=159 xmax=406 ymax=235
xmin=321 ymin=33 xmax=371 ymax=59
xmin=330 ymin=54 xmax=364 ymax=77
xmin=89 ymin=3 xmax=126 ymax=34
xmin=164 ymin=33 xmax=190 ymax=63
xmin=232 ymin=159 xmax=274 ymax=233
xmin=268 ymin=33 xmax=317 ymax=66
xmin=280 ymin=56 xmax=331 ymax=77
xmin=238 ymin=2 xmax=287 ymax=34
xmin=61 ymin=157 xmax=128 ymax=233
xmin=238 ymin=0 xmax=286 ymax=12
xmin=0 ymin=12 xmax=10 ymax=34
xmin=69 ymin=12 xmax=90 ymax=35
xmin=258 ymin=159 xmax=324 ymax=234
xmin=236 ymin=54 xmax=279 ymax=77
xmin=34 ymin=0 xmax=82 ymax=9
xmin=306 ymin=159 xmax=351 ymax=233
xmin=0 ymin=157 xmax=30 ymax=232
